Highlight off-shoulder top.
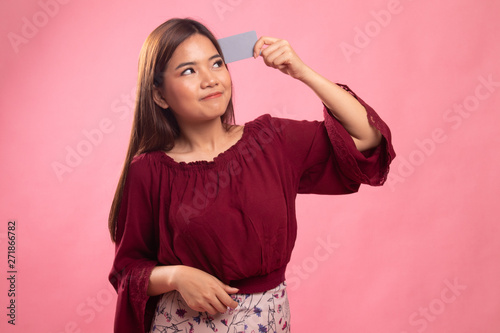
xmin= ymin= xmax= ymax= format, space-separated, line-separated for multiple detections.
xmin=109 ymin=84 xmax=396 ymax=332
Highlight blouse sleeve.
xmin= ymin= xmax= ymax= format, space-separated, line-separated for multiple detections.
xmin=277 ymin=83 xmax=395 ymax=195
xmin=108 ymin=155 xmax=160 ymax=333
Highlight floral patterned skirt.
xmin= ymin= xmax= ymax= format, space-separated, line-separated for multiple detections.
xmin=150 ymin=282 xmax=290 ymax=333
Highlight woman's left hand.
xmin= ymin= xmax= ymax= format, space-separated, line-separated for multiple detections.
xmin=254 ymin=36 xmax=310 ymax=81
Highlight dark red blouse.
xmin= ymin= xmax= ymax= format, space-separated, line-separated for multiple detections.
xmin=109 ymin=85 xmax=395 ymax=332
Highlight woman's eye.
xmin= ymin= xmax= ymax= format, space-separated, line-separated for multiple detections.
xmin=213 ymin=60 xmax=224 ymax=68
xmin=181 ymin=68 xmax=195 ymax=75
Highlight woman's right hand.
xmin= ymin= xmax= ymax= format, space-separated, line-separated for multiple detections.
xmin=148 ymin=265 xmax=239 ymax=315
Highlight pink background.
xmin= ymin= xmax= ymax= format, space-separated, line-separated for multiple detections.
xmin=1 ymin=0 xmax=499 ymax=332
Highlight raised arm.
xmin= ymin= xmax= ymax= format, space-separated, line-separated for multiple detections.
xmin=253 ymin=36 xmax=382 ymax=151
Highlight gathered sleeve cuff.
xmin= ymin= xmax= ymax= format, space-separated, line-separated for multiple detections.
xmin=276 ymin=83 xmax=395 ymax=195
xmin=109 ymin=260 xmax=159 ymax=333
xmin=109 ymin=154 xmax=161 ymax=333
xmin=323 ymin=83 xmax=395 ymax=186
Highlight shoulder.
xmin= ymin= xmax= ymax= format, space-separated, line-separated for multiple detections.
xmin=240 ymin=114 xmax=312 ymax=156
xmin=227 ymin=123 xmax=245 ymax=135
xmin=128 ymin=151 xmax=166 ymax=181
xmin=244 ymin=113 xmax=288 ymax=136
xmin=246 ymin=113 xmax=323 ymax=139
xmin=130 ymin=151 xmax=159 ymax=168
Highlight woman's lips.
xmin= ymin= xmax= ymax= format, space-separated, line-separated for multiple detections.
xmin=201 ymin=92 xmax=222 ymax=100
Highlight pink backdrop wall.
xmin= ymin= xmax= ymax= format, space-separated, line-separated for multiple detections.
xmin=1 ymin=0 xmax=499 ymax=332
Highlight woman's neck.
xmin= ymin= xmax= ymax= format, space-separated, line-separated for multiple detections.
xmin=174 ymin=117 xmax=230 ymax=154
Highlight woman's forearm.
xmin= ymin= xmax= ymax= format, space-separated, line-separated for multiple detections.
xmin=253 ymin=36 xmax=382 ymax=151
xmin=147 ymin=265 xmax=179 ymax=296
xmin=298 ymin=66 xmax=382 ymax=151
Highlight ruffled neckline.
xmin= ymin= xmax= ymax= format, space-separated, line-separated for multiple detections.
xmin=157 ymin=116 xmax=262 ymax=169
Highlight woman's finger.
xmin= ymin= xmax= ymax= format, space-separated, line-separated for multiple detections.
xmin=263 ymin=47 xmax=286 ymax=68
xmin=217 ymin=290 xmax=239 ymax=310
xmin=205 ymin=297 xmax=227 ymax=314
xmin=260 ymin=39 xmax=289 ymax=57
xmin=218 ymin=283 xmax=239 ymax=309
xmin=253 ymin=36 xmax=279 ymax=58
xmin=203 ymin=303 xmax=220 ymax=316
xmin=223 ymin=284 xmax=239 ymax=294
xmin=271 ymin=52 xmax=293 ymax=69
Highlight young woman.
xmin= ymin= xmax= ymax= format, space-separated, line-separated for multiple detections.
xmin=108 ymin=18 xmax=395 ymax=333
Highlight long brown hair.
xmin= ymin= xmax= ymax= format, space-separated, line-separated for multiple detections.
xmin=108 ymin=18 xmax=235 ymax=242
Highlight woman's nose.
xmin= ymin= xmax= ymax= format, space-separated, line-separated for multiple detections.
xmin=200 ymin=71 xmax=218 ymax=88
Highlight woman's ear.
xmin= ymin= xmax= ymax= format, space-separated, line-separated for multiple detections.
xmin=152 ymin=87 xmax=169 ymax=109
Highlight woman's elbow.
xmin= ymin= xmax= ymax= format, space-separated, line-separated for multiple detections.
xmin=354 ymin=129 xmax=382 ymax=152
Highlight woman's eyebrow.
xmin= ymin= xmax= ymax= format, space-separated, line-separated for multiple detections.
xmin=174 ymin=54 xmax=221 ymax=70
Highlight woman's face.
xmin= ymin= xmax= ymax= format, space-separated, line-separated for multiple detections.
xmin=156 ymin=33 xmax=232 ymax=124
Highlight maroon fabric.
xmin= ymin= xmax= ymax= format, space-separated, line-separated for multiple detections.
xmin=109 ymin=85 xmax=395 ymax=332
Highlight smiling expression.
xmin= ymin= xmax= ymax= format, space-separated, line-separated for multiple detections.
xmin=154 ymin=34 xmax=232 ymax=124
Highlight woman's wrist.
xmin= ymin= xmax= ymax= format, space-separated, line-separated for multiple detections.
xmin=295 ymin=65 xmax=317 ymax=84
xmin=147 ymin=265 xmax=181 ymax=296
